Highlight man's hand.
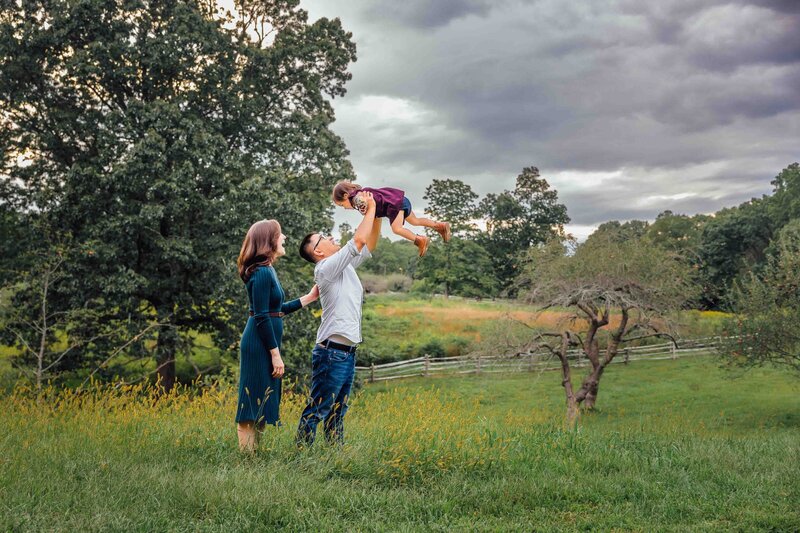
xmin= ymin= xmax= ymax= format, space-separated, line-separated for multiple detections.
xmin=361 ymin=191 xmax=375 ymax=211
xmin=352 ymin=191 xmax=377 ymax=251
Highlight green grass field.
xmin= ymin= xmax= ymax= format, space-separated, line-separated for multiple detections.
xmin=2 ymin=356 xmax=798 ymax=531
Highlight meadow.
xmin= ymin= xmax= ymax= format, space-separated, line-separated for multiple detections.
xmin=0 ymin=294 xmax=728 ymax=389
xmin=360 ymin=294 xmax=728 ymax=363
xmin=2 ymin=356 xmax=798 ymax=531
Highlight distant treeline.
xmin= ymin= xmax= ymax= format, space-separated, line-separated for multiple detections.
xmin=362 ymin=163 xmax=800 ymax=311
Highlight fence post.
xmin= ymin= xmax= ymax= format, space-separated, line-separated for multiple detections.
xmin=528 ymin=351 xmax=534 ymax=372
xmin=476 ymin=355 xmax=482 ymax=374
xmin=370 ymin=363 xmax=375 ymax=383
xmin=424 ymin=354 xmax=430 ymax=377
xmin=624 ymin=348 xmax=630 ymax=365
xmin=671 ymin=343 xmax=677 ymax=360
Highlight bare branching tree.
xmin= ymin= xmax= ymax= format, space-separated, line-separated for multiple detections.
xmin=517 ymin=235 xmax=698 ymax=425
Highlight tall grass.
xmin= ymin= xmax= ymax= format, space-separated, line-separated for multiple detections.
xmin=1 ymin=357 xmax=798 ymax=531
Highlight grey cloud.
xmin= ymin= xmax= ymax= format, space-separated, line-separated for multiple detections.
xmin=364 ymin=0 xmax=495 ymax=29
xmin=306 ymin=0 xmax=800 ymax=229
xmin=560 ymin=166 xmax=777 ymax=225
xmin=745 ymin=0 xmax=800 ymax=14
xmin=680 ymin=5 xmax=800 ymax=72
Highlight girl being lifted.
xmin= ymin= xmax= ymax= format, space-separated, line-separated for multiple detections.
xmin=332 ymin=181 xmax=450 ymax=257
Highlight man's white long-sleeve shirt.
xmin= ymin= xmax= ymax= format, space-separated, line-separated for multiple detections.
xmin=314 ymin=239 xmax=371 ymax=345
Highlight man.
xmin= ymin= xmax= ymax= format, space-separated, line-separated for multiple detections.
xmin=296 ymin=192 xmax=381 ymax=446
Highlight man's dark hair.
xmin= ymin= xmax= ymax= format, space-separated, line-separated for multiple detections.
xmin=299 ymin=233 xmax=318 ymax=264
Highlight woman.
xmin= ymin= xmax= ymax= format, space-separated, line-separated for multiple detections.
xmin=236 ymin=219 xmax=318 ymax=452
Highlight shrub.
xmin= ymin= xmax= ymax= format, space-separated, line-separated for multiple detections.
xmin=360 ymin=273 xmax=389 ymax=294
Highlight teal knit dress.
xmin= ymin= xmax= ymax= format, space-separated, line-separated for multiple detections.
xmin=236 ymin=265 xmax=302 ymax=426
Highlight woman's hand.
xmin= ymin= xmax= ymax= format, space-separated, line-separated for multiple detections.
xmin=300 ymin=284 xmax=319 ymax=307
xmin=271 ymin=351 xmax=285 ymax=378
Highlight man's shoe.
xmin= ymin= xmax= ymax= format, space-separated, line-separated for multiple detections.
xmin=414 ymin=235 xmax=430 ymax=257
xmin=434 ymin=222 xmax=451 ymax=242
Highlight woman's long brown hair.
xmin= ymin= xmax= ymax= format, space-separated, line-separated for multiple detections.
xmin=237 ymin=219 xmax=281 ymax=281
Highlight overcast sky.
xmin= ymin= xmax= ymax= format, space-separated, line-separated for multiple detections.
xmin=301 ymin=0 xmax=800 ymax=239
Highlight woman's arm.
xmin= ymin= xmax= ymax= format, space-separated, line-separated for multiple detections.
xmin=251 ymin=269 xmax=279 ymax=352
xmin=281 ymin=285 xmax=319 ymax=314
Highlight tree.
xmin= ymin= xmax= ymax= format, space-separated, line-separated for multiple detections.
xmin=518 ymin=233 xmax=697 ymax=424
xmin=585 ymin=219 xmax=649 ymax=245
xmin=421 ymin=178 xmax=488 ymax=296
xmin=477 ymin=167 xmax=569 ymax=294
xmin=697 ymin=199 xmax=774 ymax=308
xmin=645 ymin=211 xmax=709 ymax=256
xmin=423 ymin=178 xmax=479 ymax=237
xmin=414 ymin=237 xmax=499 ymax=298
xmin=362 ymin=237 xmax=418 ymax=276
xmin=718 ymin=219 xmax=800 ymax=374
xmin=0 ymin=0 xmax=356 ymax=390
xmin=337 ymin=222 xmax=353 ymax=244
xmin=768 ymin=162 xmax=800 ymax=227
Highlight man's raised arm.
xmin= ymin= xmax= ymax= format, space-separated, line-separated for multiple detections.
xmin=367 ymin=217 xmax=382 ymax=252
xmin=352 ymin=192 xmax=376 ymax=252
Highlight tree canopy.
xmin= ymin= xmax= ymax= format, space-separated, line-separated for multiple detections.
xmin=0 ymin=0 xmax=356 ymax=389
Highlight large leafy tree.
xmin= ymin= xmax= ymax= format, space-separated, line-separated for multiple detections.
xmin=361 ymin=237 xmax=418 ymax=277
xmin=769 ymin=162 xmax=800 ymax=227
xmin=477 ymin=167 xmax=569 ymax=294
xmin=585 ymin=219 xmax=649 ymax=245
xmin=419 ymin=178 xmax=494 ymax=296
xmin=423 ymin=178 xmax=480 ymax=237
xmin=645 ymin=210 xmax=709 ymax=256
xmin=697 ymin=199 xmax=774 ymax=308
xmin=719 ymin=219 xmax=800 ymax=374
xmin=414 ymin=237 xmax=498 ymax=298
xmin=0 ymin=0 xmax=356 ymax=389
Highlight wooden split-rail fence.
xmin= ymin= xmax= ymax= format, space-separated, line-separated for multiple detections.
xmin=357 ymin=336 xmax=725 ymax=383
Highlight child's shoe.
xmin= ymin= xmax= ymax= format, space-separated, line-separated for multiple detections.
xmin=434 ymin=222 xmax=451 ymax=242
xmin=414 ymin=235 xmax=430 ymax=257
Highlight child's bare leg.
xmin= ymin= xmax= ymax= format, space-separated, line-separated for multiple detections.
xmin=390 ymin=212 xmax=418 ymax=242
xmin=405 ymin=211 xmax=438 ymax=229
xmin=392 ymin=212 xmax=430 ymax=256
xmin=407 ymin=211 xmax=451 ymax=242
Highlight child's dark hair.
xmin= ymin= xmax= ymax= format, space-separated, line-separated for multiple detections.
xmin=332 ymin=181 xmax=362 ymax=203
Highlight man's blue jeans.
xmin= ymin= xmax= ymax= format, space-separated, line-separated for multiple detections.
xmin=296 ymin=344 xmax=356 ymax=446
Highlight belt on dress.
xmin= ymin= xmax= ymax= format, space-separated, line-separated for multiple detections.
xmin=318 ymin=339 xmax=358 ymax=353
xmin=249 ymin=311 xmax=285 ymax=317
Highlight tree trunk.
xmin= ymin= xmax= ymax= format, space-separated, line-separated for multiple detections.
xmin=156 ymin=322 xmax=178 ymax=392
xmin=582 ymin=370 xmax=602 ymax=410
xmin=557 ymin=333 xmax=580 ymax=428
xmin=575 ymin=306 xmax=628 ymax=411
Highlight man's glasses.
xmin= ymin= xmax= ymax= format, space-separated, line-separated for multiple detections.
xmin=312 ymin=233 xmax=326 ymax=250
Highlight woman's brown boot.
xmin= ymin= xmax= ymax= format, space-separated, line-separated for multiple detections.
xmin=434 ymin=222 xmax=451 ymax=242
xmin=414 ymin=235 xmax=430 ymax=257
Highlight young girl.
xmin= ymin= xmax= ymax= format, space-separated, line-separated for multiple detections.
xmin=332 ymin=181 xmax=450 ymax=257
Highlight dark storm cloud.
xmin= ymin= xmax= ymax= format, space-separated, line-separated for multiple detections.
xmin=304 ymin=0 xmax=800 ymax=233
